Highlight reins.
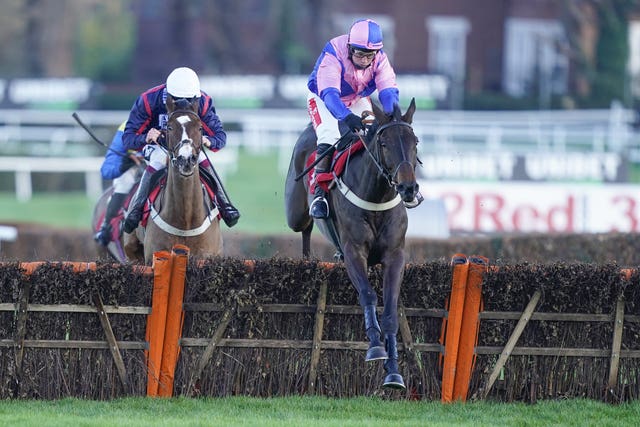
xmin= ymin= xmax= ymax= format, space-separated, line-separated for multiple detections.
xmin=131 ymin=109 xmax=201 ymax=169
xmin=165 ymin=109 xmax=203 ymax=167
xmin=331 ymin=120 xmax=416 ymax=212
xmin=358 ymin=120 xmax=414 ymax=187
xmin=149 ymin=108 xmax=216 ymax=236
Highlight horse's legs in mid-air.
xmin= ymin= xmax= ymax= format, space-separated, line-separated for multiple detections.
xmin=379 ymin=248 xmax=406 ymax=389
xmin=343 ymin=244 xmax=388 ymax=362
xmin=122 ymin=229 xmax=144 ymax=264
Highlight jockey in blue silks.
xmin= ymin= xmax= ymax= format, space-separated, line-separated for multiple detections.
xmin=120 ymin=67 xmax=240 ymax=233
xmin=306 ymin=18 xmax=422 ymax=219
xmin=94 ymin=121 xmax=143 ymax=246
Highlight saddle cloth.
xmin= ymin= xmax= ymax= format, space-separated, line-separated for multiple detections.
xmin=306 ymin=139 xmax=364 ymax=194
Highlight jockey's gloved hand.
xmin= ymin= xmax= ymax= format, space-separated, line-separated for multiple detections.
xmin=146 ymin=128 xmax=162 ymax=144
xmin=343 ymin=113 xmax=364 ymax=132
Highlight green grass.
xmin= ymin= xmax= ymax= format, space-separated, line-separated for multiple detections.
xmin=0 ymin=148 xmax=291 ymax=235
xmin=0 ymin=396 xmax=638 ymax=427
xmin=225 ymin=148 xmax=291 ymax=235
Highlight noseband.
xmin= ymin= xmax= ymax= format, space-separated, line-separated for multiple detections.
xmin=362 ymin=121 xmax=415 ymax=187
xmin=166 ymin=109 xmax=202 ymax=167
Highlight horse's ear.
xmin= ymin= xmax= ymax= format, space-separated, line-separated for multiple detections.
xmin=393 ymin=103 xmax=402 ymax=121
xmin=371 ymin=101 xmax=391 ymax=124
xmin=401 ymin=98 xmax=417 ymax=124
xmin=166 ymin=95 xmax=176 ymax=113
xmin=188 ymin=97 xmax=199 ymax=113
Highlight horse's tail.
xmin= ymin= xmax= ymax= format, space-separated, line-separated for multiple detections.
xmin=285 ymin=125 xmax=316 ymax=233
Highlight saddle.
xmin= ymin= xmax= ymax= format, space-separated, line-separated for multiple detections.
xmin=307 ymin=138 xmax=365 ymax=195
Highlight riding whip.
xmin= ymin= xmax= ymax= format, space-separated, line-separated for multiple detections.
xmin=72 ymin=112 xmax=128 ymax=158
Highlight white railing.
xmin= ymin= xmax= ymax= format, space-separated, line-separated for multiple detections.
xmin=0 ymin=156 xmax=104 ymax=201
xmin=0 ymin=147 xmax=239 ymax=201
xmin=1 ymin=105 xmax=636 ymax=154
xmin=0 ymin=225 xmax=17 ymax=251
xmin=411 ymin=105 xmax=638 ymax=156
xmin=1 ymin=105 xmax=639 ymax=199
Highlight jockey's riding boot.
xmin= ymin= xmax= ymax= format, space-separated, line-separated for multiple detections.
xmin=403 ymin=191 xmax=424 ymax=209
xmin=122 ymin=169 xmax=153 ymax=233
xmin=202 ymin=163 xmax=240 ymax=227
xmin=94 ymin=192 xmax=127 ymax=246
xmin=309 ymin=144 xmax=333 ymax=219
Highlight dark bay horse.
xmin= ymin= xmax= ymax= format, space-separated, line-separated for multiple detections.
xmin=123 ymin=97 xmax=223 ymax=264
xmin=285 ymin=99 xmax=419 ymax=390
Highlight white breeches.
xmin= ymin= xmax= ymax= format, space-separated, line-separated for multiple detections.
xmin=112 ymin=166 xmax=138 ymax=194
xmin=306 ymin=92 xmax=372 ymax=146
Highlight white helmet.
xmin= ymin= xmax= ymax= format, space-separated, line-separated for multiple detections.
xmin=166 ymin=67 xmax=201 ymax=98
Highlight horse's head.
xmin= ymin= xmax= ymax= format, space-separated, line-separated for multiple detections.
xmin=369 ymin=98 xmax=419 ymax=203
xmin=165 ymin=96 xmax=203 ymax=177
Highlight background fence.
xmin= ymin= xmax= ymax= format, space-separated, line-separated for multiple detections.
xmin=1 ymin=104 xmax=639 ymax=200
xmin=1 ymin=104 xmax=636 ymax=155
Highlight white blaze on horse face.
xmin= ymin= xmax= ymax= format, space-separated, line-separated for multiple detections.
xmin=176 ymin=115 xmax=194 ymax=157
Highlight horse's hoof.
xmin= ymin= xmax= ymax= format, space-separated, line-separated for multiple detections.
xmin=365 ymin=346 xmax=388 ymax=361
xmin=383 ymin=373 xmax=406 ymax=390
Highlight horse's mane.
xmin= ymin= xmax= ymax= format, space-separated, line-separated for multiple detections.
xmin=365 ymin=123 xmax=379 ymax=141
xmin=363 ymin=102 xmax=404 ymax=142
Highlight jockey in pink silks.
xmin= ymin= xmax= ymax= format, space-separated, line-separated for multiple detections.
xmin=306 ymin=18 xmax=422 ymax=219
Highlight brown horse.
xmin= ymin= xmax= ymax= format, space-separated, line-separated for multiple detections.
xmin=123 ymin=97 xmax=223 ymax=264
xmin=285 ymin=99 xmax=419 ymax=390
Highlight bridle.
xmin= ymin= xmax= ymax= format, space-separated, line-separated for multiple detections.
xmin=148 ymin=108 xmax=218 ymax=236
xmin=360 ymin=120 xmax=416 ymax=187
xmin=166 ymin=109 xmax=202 ymax=168
xmin=334 ymin=120 xmax=417 ymax=212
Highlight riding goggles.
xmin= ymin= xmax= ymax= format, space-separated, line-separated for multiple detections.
xmin=350 ymin=47 xmax=377 ymax=60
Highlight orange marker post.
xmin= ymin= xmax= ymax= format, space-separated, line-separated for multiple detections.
xmin=441 ymin=253 xmax=469 ymax=403
xmin=453 ymin=255 xmax=488 ymax=401
xmin=145 ymin=251 xmax=173 ymax=397
xmin=157 ymin=244 xmax=190 ymax=397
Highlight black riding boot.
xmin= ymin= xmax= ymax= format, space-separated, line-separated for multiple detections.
xmin=94 ymin=192 xmax=127 ymax=246
xmin=364 ymin=305 xmax=388 ymax=361
xmin=121 ymin=169 xmax=153 ymax=233
xmin=202 ymin=163 xmax=240 ymax=228
xmin=309 ymin=143 xmax=333 ymax=219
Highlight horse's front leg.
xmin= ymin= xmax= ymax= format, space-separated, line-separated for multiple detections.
xmin=380 ymin=248 xmax=406 ymax=389
xmin=342 ymin=243 xmax=388 ymax=361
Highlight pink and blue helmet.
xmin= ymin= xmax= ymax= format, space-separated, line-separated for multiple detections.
xmin=348 ymin=19 xmax=383 ymax=50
